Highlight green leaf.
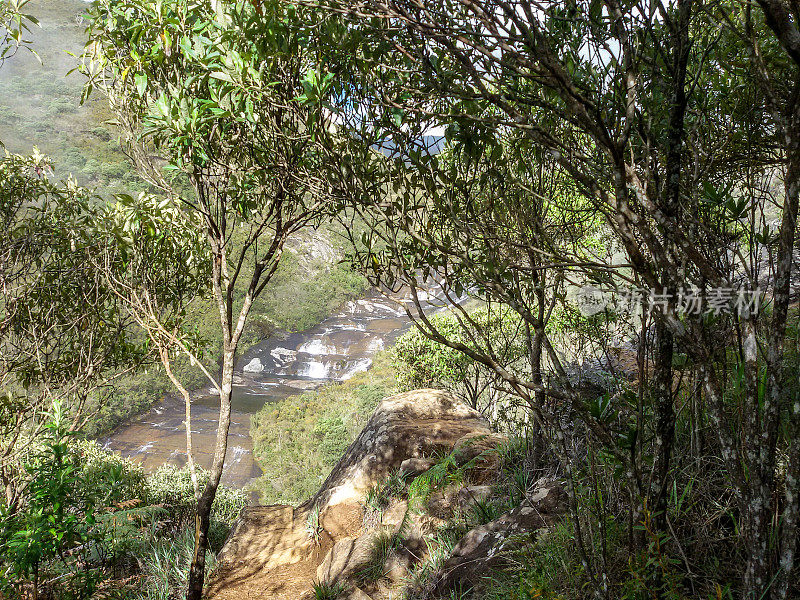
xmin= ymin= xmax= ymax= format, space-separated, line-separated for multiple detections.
xmin=209 ymin=70 xmax=234 ymax=83
xmin=134 ymin=73 xmax=147 ymax=96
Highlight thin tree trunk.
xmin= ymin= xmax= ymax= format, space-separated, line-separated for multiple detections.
xmin=647 ymin=0 xmax=688 ymax=576
xmin=770 ymin=105 xmax=800 ymax=600
xmin=651 ymin=321 xmax=674 ymax=529
xmin=187 ymin=348 xmax=235 ymax=600
xmin=161 ymin=349 xmax=200 ymax=499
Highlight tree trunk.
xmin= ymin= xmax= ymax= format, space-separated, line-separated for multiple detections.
xmin=186 ymin=349 xmax=235 ymax=600
xmin=651 ymin=320 xmax=674 ymax=529
xmin=187 ymin=492 xmax=212 ymax=600
xmin=752 ymin=100 xmax=800 ymax=600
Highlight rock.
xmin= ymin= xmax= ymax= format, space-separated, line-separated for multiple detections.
xmin=215 ymin=505 xmax=321 ymax=571
xmin=207 ymin=389 xmax=500 ymax=600
xmin=456 ymin=485 xmax=494 ymax=512
xmin=451 ymin=432 xmax=506 ymax=483
xmin=526 ymin=478 xmax=567 ymax=514
xmin=433 ymin=504 xmax=559 ymax=594
xmin=384 ymin=549 xmax=414 ymax=583
xmin=320 ymin=500 xmax=365 ymax=539
xmin=452 ymin=431 xmax=506 ymax=465
xmin=316 ymin=529 xmax=387 ymax=585
xmin=400 ymin=457 xmax=436 ymax=477
xmin=306 ymin=389 xmax=493 ymax=511
xmin=207 ymin=505 xmax=333 ymax=600
xmin=242 ymin=357 xmax=263 ymax=372
xmin=379 ymin=499 xmax=440 ymax=559
xmin=425 ymin=484 xmax=462 ymax=519
xmin=379 ymin=499 xmax=409 ymax=529
xmin=318 ymin=506 xmax=428 ymax=587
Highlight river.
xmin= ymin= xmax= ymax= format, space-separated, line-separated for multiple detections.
xmin=100 ymin=290 xmax=416 ymax=488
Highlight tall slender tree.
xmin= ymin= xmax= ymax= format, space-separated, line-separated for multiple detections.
xmin=83 ymin=2 xmax=351 ymax=597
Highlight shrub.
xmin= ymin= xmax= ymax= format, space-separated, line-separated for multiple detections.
xmin=480 ymin=521 xmax=581 ymax=600
xmin=144 ymin=465 xmax=247 ymax=550
xmin=311 ymin=580 xmax=348 ymax=600
xmin=134 ymin=528 xmax=219 ymax=600
xmin=73 ymin=440 xmax=147 ymax=506
xmin=0 ymin=416 xmax=247 ymax=600
xmin=391 ymin=307 xmax=526 ymax=416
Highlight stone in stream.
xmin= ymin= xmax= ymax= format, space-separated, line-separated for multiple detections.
xmin=242 ymin=357 xmax=263 ymax=373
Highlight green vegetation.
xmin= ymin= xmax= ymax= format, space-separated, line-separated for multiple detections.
xmin=0 ymin=403 xmax=246 ymax=600
xmin=0 ymin=0 xmax=141 ymax=196
xmin=249 ymin=353 xmax=396 ymax=505
xmin=88 ymin=232 xmax=367 ymax=437
xmin=82 ymin=1 xmax=367 ymax=588
xmin=0 ymin=0 xmax=368 ymax=439
xmin=358 ymin=527 xmax=403 ymax=585
xmin=311 ymin=580 xmax=348 ymax=600
xmin=3 ymin=0 xmax=800 ymax=598
xmin=478 ymin=521 xmax=581 ymax=600
xmin=256 ymin=247 xmax=368 ymax=335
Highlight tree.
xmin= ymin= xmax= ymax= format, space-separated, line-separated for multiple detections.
xmin=392 ymin=306 xmax=527 ymax=414
xmin=0 ymin=150 xmax=152 ymax=509
xmin=307 ymin=0 xmax=800 ymax=597
xmin=0 ymin=0 xmax=37 ymax=71
xmin=82 ymin=1 xmax=351 ymax=597
xmin=1 ymin=0 xmax=170 ymax=534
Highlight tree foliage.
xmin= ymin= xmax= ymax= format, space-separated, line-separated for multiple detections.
xmin=392 ymin=306 xmax=527 ymax=414
xmin=303 ymin=0 xmax=800 ymax=597
xmin=81 ymin=1 xmax=353 ymax=596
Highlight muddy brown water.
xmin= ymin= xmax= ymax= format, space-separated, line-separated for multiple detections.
xmin=100 ymin=290 xmax=422 ymax=488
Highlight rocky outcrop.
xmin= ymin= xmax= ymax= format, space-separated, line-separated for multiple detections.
xmin=306 ymin=389 xmax=494 ymax=511
xmin=315 ymin=529 xmax=387 ymax=585
xmin=399 ymin=457 xmax=436 ymax=478
xmin=205 ymin=389 xmax=500 ymax=600
xmin=205 ymin=504 xmax=344 ymax=600
xmin=429 ymin=480 xmax=567 ymax=596
xmin=205 ymin=388 xmax=569 ymax=600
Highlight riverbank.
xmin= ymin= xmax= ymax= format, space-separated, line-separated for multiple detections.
xmin=248 ymin=352 xmax=397 ymax=504
xmin=100 ymin=289 xmax=411 ymax=488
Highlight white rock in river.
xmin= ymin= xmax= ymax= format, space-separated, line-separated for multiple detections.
xmin=243 ymin=358 xmax=263 ymax=373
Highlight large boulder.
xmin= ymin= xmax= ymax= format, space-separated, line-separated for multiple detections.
xmin=526 ymin=477 xmax=568 ymax=514
xmin=206 ymin=504 xmax=336 ymax=600
xmin=207 ymin=389 xmax=495 ymax=600
xmin=306 ymin=389 xmax=494 ymax=511
xmin=316 ymin=529 xmax=387 ymax=585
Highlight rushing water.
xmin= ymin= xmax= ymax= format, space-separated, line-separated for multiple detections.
xmin=101 ymin=290 xmax=415 ymax=488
